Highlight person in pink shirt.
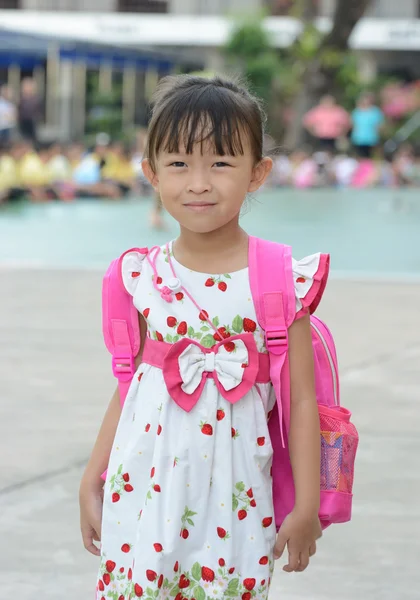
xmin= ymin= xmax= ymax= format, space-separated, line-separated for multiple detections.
xmin=304 ymin=95 xmax=351 ymax=151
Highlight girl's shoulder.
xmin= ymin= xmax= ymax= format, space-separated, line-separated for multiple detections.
xmin=120 ymin=246 xmax=150 ymax=297
xmin=120 ymin=243 xmax=171 ymax=298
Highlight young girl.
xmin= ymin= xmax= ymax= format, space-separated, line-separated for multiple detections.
xmin=80 ymin=75 xmax=325 ymax=599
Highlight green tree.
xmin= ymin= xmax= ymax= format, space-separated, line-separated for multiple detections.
xmin=285 ymin=0 xmax=373 ymax=148
xmin=224 ymin=17 xmax=283 ymax=104
xmin=225 ymin=0 xmax=373 ymax=146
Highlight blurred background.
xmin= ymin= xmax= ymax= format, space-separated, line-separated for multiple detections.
xmin=0 ymin=1 xmax=419 ymax=599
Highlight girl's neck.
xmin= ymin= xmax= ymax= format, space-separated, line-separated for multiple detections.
xmin=173 ymin=220 xmax=249 ymax=274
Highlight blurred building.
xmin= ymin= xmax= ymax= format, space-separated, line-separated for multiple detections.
xmin=1 ymin=0 xmax=420 ymax=140
xmin=2 ymin=0 xmax=419 ymax=17
xmin=1 ymin=0 xmax=260 ymax=11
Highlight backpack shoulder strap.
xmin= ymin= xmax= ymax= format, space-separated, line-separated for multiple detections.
xmin=248 ymin=236 xmax=295 ymax=445
xmin=102 ymin=249 xmax=142 ymax=406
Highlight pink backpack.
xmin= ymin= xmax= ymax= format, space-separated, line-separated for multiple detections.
xmin=102 ymin=237 xmax=359 ymax=530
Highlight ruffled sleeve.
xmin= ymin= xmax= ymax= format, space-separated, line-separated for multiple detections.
xmin=292 ymin=253 xmax=330 ymax=319
xmin=121 ymin=247 xmax=148 ymax=297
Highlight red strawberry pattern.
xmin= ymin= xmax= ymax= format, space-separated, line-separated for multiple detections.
xmin=177 ymin=321 xmax=187 ymax=336
xmin=262 ymin=517 xmax=273 ymax=528
xmin=243 ymin=578 xmax=256 ymax=591
xmin=232 ymin=427 xmax=239 ymax=439
xmin=180 ymin=506 xmax=197 ymax=538
xmin=217 ymin=527 xmax=230 ymax=540
xmin=243 ymin=318 xmax=257 ymax=333
xmin=98 ymin=555 xmax=272 ymax=600
xmin=200 ymin=422 xmax=213 ymax=436
xmin=224 ymin=341 xmax=235 ymax=353
xmin=109 ymin=465 xmax=134 ymax=501
xmin=216 ymin=409 xmax=225 ymax=421
xmin=98 ymin=243 xmax=309 ymax=600
xmin=201 ymin=566 xmax=215 ymax=582
xmin=232 ymin=481 xmax=258 ymax=521
xmin=179 ymin=575 xmax=190 ymax=589
xmin=105 ymin=560 xmax=116 ymax=573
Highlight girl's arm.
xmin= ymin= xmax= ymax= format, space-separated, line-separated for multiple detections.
xmin=274 ymin=313 xmax=322 ymax=572
xmin=81 ymin=314 xmax=147 ymax=491
xmin=288 ymin=312 xmax=320 ymax=517
xmin=80 ymin=385 xmax=122 ymax=491
xmin=79 ymin=314 xmax=146 ymax=555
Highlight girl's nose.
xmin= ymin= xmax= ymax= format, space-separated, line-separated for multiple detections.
xmin=187 ymin=172 xmax=212 ymax=194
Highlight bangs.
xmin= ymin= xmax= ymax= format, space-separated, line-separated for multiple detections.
xmin=148 ymin=83 xmax=262 ymax=165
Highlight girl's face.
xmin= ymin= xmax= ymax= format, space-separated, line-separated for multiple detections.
xmin=142 ymin=134 xmax=272 ymax=234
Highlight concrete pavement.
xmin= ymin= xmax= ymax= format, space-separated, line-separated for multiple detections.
xmin=1 ymin=268 xmax=419 ymax=599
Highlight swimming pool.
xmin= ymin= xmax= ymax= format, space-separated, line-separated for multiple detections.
xmin=0 ymin=189 xmax=418 ymax=279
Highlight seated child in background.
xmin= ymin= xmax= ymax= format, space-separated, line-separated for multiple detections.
xmin=102 ymin=141 xmax=136 ymax=196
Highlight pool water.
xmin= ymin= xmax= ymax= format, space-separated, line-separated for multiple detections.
xmin=0 ymin=189 xmax=418 ymax=279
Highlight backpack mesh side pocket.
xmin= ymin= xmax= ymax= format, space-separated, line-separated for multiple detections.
xmin=319 ymin=406 xmax=358 ymax=494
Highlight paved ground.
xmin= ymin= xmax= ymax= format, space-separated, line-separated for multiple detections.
xmin=1 ymin=266 xmax=419 ymax=600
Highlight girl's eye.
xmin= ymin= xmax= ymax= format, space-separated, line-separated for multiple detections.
xmin=170 ymin=162 xmax=186 ymax=168
xmin=214 ymin=162 xmax=230 ymax=168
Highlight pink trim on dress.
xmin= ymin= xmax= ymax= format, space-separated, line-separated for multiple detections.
xmin=142 ymin=336 xmax=271 ymax=411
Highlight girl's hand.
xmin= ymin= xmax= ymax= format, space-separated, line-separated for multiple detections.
xmin=79 ymin=479 xmax=104 ymax=556
xmin=274 ymin=510 xmax=322 ymax=572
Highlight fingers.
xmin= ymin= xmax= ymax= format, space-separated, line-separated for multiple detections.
xmin=274 ymin=531 xmax=287 ymax=560
xmin=283 ymin=543 xmax=317 ymax=572
xmin=296 ymin=550 xmax=310 ymax=572
xmin=309 ymin=541 xmax=317 ymax=556
xmin=283 ymin=548 xmax=300 ymax=572
xmin=81 ymin=525 xmax=101 ymax=556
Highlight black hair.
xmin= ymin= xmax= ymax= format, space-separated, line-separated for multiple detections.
xmin=145 ymin=74 xmax=266 ymax=170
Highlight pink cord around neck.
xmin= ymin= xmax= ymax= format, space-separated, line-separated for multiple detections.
xmin=165 ymin=242 xmax=220 ymax=335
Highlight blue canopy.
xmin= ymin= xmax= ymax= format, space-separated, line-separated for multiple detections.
xmin=0 ymin=26 xmax=174 ymax=71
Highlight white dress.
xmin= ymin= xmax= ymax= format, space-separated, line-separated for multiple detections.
xmin=97 ymin=242 xmax=326 ymax=600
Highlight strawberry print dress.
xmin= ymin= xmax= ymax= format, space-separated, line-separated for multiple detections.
xmin=97 ymin=242 xmax=328 ymax=600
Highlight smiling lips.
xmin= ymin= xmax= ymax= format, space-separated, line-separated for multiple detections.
xmin=184 ymin=201 xmax=216 ymax=212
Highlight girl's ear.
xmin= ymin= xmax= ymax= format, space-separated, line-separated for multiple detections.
xmin=248 ymin=157 xmax=273 ymax=193
xmin=142 ymin=159 xmax=159 ymax=190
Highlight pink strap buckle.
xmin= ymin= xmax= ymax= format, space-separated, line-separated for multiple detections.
xmin=112 ymin=354 xmax=135 ymax=380
xmin=265 ymin=327 xmax=288 ymax=354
